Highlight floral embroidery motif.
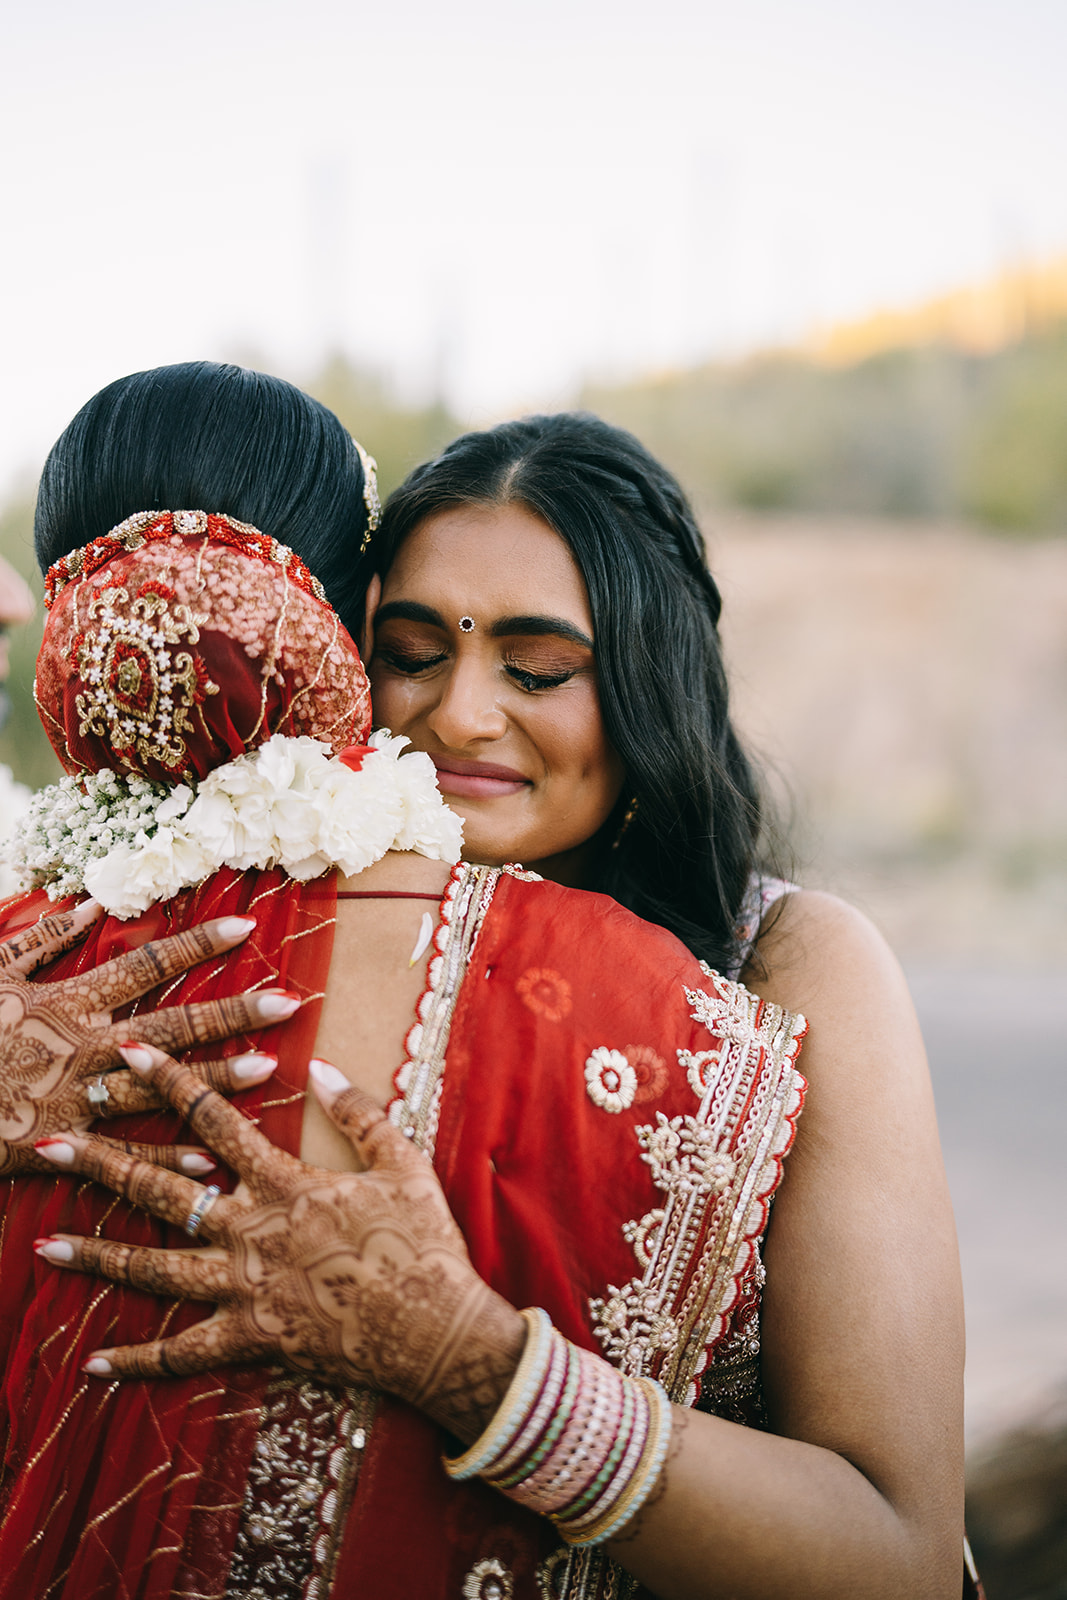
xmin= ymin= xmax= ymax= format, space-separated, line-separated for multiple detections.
xmin=589 ymin=969 xmax=807 ymax=1402
xmin=515 ymin=966 xmax=573 ymax=1022
xmin=638 ymin=1113 xmax=736 ymax=1194
xmin=584 ymin=1046 xmax=637 ymax=1113
xmin=625 ymin=1043 xmax=669 ymax=1104
xmin=621 ymin=1207 xmax=665 ymax=1268
xmin=462 ymin=1556 xmax=514 ymax=1599
xmin=72 ymin=578 xmax=217 ymax=774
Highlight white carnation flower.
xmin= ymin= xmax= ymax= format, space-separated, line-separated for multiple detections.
xmin=7 ymin=728 xmax=465 ymax=916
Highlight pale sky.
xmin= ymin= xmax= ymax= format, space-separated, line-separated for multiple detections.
xmin=1 ymin=0 xmax=1065 ymax=500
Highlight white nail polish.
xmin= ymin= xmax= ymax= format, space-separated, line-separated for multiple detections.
xmin=257 ymin=991 xmax=300 ymax=1020
xmin=83 ymin=1356 xmax=112 ymax=1376
xmin=37 ymin=1141 xmax=76 ymax=1165
xmin=409 ymin=912 xmax=434 ymax=968
xmin=232 ymin=1053 xmax=277 ymax=1081
xmin=217 ymin=916 xmax=256 ymax=940
xmin=309 ymin=1059 xmax=350 ymax=1094
xmin=119 ymin=1045 xmax=154 ymax=1074
xmin=36 ymin=1238 xmax=74 ymax=1262
xmin=181 ymin=1154 xmax=216 ymax=1175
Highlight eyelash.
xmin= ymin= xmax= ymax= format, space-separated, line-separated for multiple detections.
xmin=378 ymin=647 xmax=574 ymax=693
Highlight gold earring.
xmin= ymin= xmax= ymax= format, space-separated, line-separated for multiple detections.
xmin=611 ymin=797 xmax=639 ymax=850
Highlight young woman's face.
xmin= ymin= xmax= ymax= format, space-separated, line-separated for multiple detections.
xmin=367 ymin=502 xmax=626 ymax=883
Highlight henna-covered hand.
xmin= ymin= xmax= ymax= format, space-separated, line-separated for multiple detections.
xmin=0 ymin=906 xmax=301 ymax=1175
xmin=36 ymin=1045 xmax=526 ymax=1444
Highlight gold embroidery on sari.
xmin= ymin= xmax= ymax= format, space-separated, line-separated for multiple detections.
xmin=589 ymin=971 xmax=805 ymax=1406
xmin=227 ymin=865 xmax=499 ymax=1592
xmin=225 ymin=1380 xmax=376 ymax=1600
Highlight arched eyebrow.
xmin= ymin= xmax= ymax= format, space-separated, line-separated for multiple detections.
xmin=374 ymin=601 xmax=593 ymax=650
xmin=490 ymin=615 xmax=594 ymax=649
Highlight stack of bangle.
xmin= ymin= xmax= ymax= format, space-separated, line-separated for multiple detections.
xmin=445 ymin=1308 xmax=672 ymax=1547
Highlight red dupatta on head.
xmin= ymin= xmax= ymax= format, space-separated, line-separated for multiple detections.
xmin=0 ymin=512 xmax=370 ymax=1599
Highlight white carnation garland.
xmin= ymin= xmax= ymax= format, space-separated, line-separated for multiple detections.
xmin=5 ymin=730 xmax=464 ymax=919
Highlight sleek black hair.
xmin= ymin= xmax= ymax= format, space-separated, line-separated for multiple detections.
xmin=34 ymin=361 xmax=371 ymax=629
xmin=375 ymin=412 xmax=769 ymax=972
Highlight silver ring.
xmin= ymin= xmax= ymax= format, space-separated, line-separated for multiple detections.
xmin=86 ymin=1075 xmax=110 ymax=1111
xmin=183 ymin=1184 xmax=221 ymax=1238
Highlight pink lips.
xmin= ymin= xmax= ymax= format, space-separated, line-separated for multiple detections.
xmin=431 ymin=756 xmax=529 ymax=801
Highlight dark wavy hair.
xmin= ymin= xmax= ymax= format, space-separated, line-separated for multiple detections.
xmin=375 ymin=412 xmax=770 ymax=972
xmin=34 ymin=361 xmax=371 ymax=628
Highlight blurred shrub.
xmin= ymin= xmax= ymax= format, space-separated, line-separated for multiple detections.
xmin=959 ymin=331 xmax=1067 ymax=532
xmin=583 ymin=325 xmax=1067 ymax=533
xmin=304 ymin=355 xmax=462 ymax=498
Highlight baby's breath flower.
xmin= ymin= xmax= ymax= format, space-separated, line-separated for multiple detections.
xmin=6 ymin=732 xmax=463 ymax=919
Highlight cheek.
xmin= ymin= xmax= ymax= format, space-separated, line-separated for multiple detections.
xmin=550 ymin=690 xmax=625 ymax=810
xmin=368 ymin=670 xmax=420 ymax=731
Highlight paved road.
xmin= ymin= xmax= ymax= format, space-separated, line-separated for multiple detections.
xmin=906 ymin=966 xmax=1067 ymax=1450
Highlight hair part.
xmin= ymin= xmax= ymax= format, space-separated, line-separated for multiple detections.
xmin=34 ymin=361 xmax=371 ymax=631
xmin=376 ymin=412 xmax=775 ymax=972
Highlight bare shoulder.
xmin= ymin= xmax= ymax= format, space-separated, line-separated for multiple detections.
xmin=747 ymin=887 xmax=912 ymax=1010
xmin=747 ymin=885 xmax=964 ymax=1550
xmin=744 ymin=889 xmax=927 ymax=1104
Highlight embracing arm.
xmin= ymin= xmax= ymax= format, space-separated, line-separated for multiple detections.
xmin=600 ymin=891 xmax=965 ymax=1597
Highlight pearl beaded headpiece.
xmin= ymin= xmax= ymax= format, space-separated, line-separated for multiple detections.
xmin=354 ymin=438 xmax=381 ymax=552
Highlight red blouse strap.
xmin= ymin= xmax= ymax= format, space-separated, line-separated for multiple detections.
xmin=336 ymin=890 xmax=445 ymax=900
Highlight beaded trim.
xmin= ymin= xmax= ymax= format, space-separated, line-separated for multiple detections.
xmin=353 ymin=439 xmax=382 ymax=541
xmin=43 ymin=509 xmax=330 ymax=611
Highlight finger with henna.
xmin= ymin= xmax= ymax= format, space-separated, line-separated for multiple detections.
xmin=82 ymin=1315 xmax=252 ymax=1380
xmin=34 ymin=1131 xmax=242 ymax=1238
xmin=68 ymin=916 xmax=258 ymax=1011
xmin=91 ymin=1052 xmax=278 ymax=1116
xmin=34 ymin=1233 xmax=234 ymax=1302
xmin=107 ymin=988 xmax=301 ymax=1054
xmin=119 ymin=1043 xmax=304 ymax=1200
xmin=0 ymin=899 xmax=103 ymax=978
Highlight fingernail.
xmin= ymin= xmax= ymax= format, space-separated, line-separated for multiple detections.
xmin=118 ymin=1044 xmax=154 ymax=1073
xmin=232 ymin=1052 xmax=278 ymax=1082
xmin=34 ymin=1237 xmax=74 ymax=1262
xmin=217 ymin=916 xmax=256 ymax=940
xmin=309 ymin=1058 xmax=350 ymax=1095
xmin=180 ymin=1153 xmax=216 ymax=1175
xmin=83 ymin=1356 xmax=112 ymax=1376
xmin=256 ymin=990 xmax=301 ymax=1020
xmin=35 ymin=1139 xmax=76 ymax=1164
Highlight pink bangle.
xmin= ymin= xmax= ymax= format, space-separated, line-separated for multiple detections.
xmin=444 ymin=1310 xmax=673 ymax=1547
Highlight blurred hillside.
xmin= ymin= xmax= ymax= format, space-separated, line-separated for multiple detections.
xmin=583 ymin=259 xmax=1067 ymax=535
xmin=710 ymin=512 xmax=1067 ymax=964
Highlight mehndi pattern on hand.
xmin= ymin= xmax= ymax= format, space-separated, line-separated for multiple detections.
xmin=36 ymin=1045 xmax=526 ymax=1443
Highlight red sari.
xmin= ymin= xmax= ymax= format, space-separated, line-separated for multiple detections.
xmin=0 ymin=514 xmax=809 ymax=1598
xmin=0 ymin=864 xmax=806 ymax=1599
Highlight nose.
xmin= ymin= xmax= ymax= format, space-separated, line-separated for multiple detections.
xmin=426 ymin=658 xmax=507 ymax=748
